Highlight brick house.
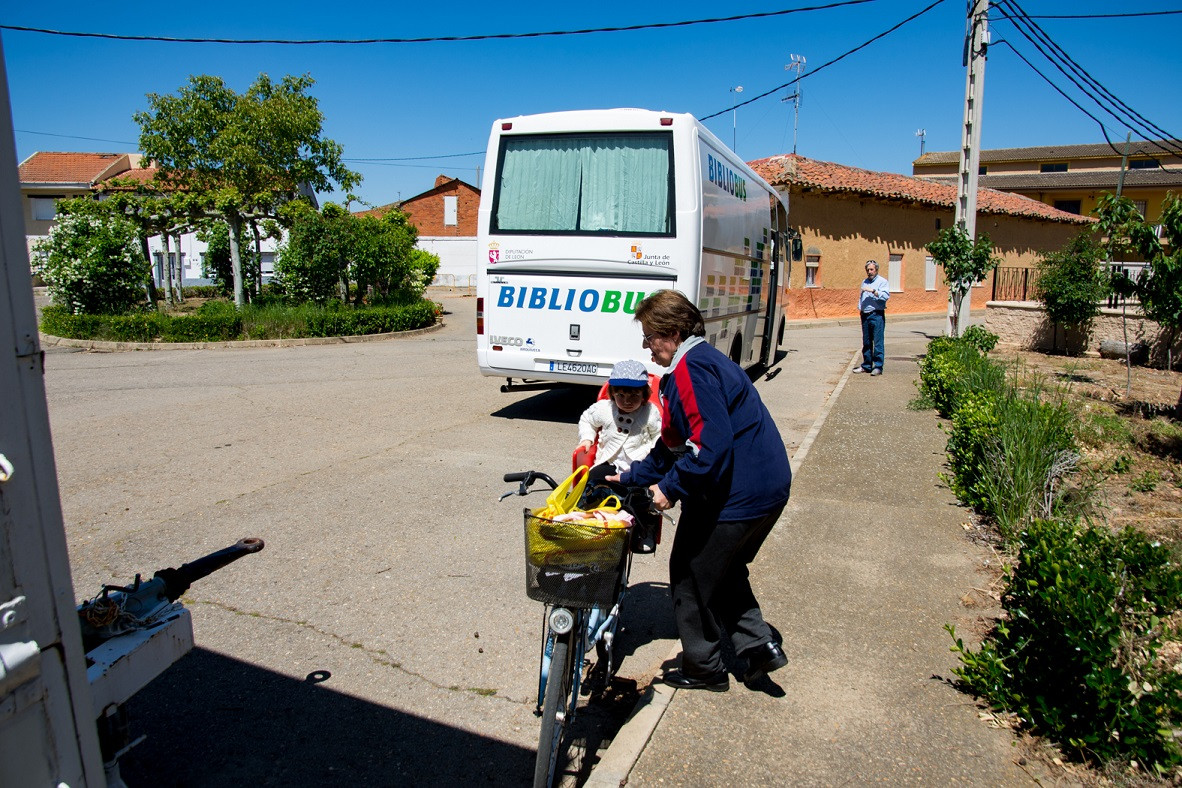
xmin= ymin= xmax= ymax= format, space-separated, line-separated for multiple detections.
xmin=359 ymin=175 xmax=481 ymax=285
xmin=912 ymin=140 xmax=1182 ymax=225
xmin=748 ymin=154 xmax=1093 ymax=321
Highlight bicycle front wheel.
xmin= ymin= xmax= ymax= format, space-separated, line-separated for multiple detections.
xmin=534 ymin=631 xmax=574 ymax=788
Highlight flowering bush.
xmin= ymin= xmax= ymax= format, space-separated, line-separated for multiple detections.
xmin=34 ymin=213 xmax=147 ymax=315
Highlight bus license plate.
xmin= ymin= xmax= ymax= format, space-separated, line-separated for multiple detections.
xmin=549 ymin=361 xmax=598 ymax=375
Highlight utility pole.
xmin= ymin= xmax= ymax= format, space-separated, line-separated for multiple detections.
xmin=949 ymin=0 xmax=989 ymax=335
xmin=783 ymin=55 xmax=806 ymax=155
xmin=916 ymin=128 xmax=926 ymax=157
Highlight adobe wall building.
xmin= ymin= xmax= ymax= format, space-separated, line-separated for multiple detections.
xmin=749 ymin=154 xmax=1094 ymax=321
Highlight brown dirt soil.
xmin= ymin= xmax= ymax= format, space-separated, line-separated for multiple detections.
xmin=974 ymin=351 xmax=1182 ymax=786
xmin=994 ymin=350 xmax=1182 ymax=554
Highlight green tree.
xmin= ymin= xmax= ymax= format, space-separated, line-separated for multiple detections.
xmin=275 ymin=203 xmax=430 ymax=305
xmin=405 ymin=248 xmax=442 ymax=299
xmin=927 ymin=225 xmax=1001 ymax=337
xmin=92 ymin=179 xmax=212 ymax=305
xmin=1096 ymin=193 xmax=1182 ymax=378
xmin=274 ymin=202 xmax=352 ymax=304
xmin=1034 ymin=232 xmax=1110 ymax=355
xmin=134 ymin=73 xmax=360 ymax=308
xmin=34 ymin=211 xmax=148 ymax=315
xmin=350 ymin=209 xmax=418 ymax=303
xmin=197 ymin=221 xmax=233 ymax=296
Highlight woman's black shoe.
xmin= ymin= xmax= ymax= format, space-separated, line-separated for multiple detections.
xmin=660 ymin=669 xmax=729 ymax=692
xmin=741 ymin=641 xmax=788 ymax=683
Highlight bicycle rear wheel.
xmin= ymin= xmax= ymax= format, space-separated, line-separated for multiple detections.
xmin=534 ymin=631 xmax=574 ymax=788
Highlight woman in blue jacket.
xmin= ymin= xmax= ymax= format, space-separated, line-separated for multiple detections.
xmin=612 ymin=290 xmax=792 ymax=691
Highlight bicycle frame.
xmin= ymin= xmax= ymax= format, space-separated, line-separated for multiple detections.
xmin=503 ymin=468 xmax=643 ymax=787
xmin=534 ymin=568 xmax=629 ymax=713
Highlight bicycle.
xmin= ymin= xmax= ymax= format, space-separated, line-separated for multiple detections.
xmin=500 ymin=469 xmax=659 ymax=788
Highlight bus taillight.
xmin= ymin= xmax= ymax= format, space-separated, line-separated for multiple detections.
xmin=476 ymin=297 xmax=484 ymax=334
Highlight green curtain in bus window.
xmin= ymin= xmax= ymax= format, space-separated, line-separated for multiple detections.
xmin=496 ymin=134 xmax=670 ymax=234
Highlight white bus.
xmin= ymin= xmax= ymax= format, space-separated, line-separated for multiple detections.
xmin=475 ymin=108 xmax=801 ymax=391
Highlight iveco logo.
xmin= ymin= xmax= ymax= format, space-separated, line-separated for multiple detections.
xmin=490 ymin=335 xmax=525 ymax=346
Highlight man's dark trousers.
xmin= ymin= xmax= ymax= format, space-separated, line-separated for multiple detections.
xmin=860 ymin=309 xmax=885 ymax=371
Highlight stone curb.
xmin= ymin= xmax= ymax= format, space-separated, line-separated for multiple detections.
xmin=38 ymin=319 xmax=445 ymax=352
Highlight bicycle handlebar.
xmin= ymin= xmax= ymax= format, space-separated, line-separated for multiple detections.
xmin=500 ymin=470 xmax=559 ymax=501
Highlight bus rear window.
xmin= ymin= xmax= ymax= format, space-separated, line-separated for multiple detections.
xmin=491 ymin=132 xmax=674 ymax=236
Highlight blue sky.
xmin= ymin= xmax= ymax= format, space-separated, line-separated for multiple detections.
xmin=4 ymin=1 xmax=1180 ymax=208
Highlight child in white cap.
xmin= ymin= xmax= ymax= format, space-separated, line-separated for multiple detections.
xmin=576 ymin=359 xmax=662 ymax=486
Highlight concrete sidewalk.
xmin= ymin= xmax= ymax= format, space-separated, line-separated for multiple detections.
xmin=593 ymin=326 xmax=1051 ymax=785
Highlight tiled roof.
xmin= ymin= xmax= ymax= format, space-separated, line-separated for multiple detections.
xmin=748 ymin=154 xmax=1094 ymax=224
xmin=971 ymin=169 xmax=1182 ymax=190
xmin=18 ymin=152 xmax=131 ymax=185
xmin=354 ymin=201 xmax=401 ymax=218
xmin=914 ymin=140 xmax=1182 ymax=166
xmin=99 ymin=165 xmax=171 ymax=188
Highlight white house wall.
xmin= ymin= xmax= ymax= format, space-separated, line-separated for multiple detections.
xmin=418 ymin=236 xmax=477 ymax=288
xmin=146 ymin=231 xmax=282 ymax=287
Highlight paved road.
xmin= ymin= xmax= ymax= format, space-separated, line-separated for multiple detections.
xmin=42 ymin=291 xmax=940 ymax=785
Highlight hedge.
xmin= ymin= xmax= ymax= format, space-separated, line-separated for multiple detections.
xmin=40 ymin=298 xmax=438 ymax=343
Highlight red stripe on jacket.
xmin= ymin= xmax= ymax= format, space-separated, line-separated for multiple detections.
xmin=662 ymin=362 xmax=704 ymax=449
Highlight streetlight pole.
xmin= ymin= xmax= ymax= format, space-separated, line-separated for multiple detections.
xmin=729 ymin=85 xmax=743 ymax=152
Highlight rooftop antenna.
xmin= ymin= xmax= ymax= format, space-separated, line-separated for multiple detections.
xmin=916 ymin=128 xmax=926 ymax=157
xmin=783 ymin=54 xmax=806 ymax=154
xmin=729 ymin=85 xmax=744 ymax=152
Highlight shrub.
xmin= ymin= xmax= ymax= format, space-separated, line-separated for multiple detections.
xmin=977 ymin=395 xmax=1078 ymax=540
xmin=950 ymin=519 xmax=1182 ymax=774
xmin=41 ymin=298 xmax=435 ymax=342
xmin=34 ymin=213 xmax=148 ymax=315
xmin=181 ymin=285 xmax=223 ymax=299
xmin=944 ymin=389 xmax=1001 ymax=512
xmin=159 ymin=311 xmax=243 ymax=342
xmin=918 ymin=336 xmax=1006 ymax=419
xmin=961 ymin=324 xmax=999 ymax=354
xmin=1034 ymin=233 xmax=1110 ymax=355
xmin=304 ymin=299 xmax=437 ymax=336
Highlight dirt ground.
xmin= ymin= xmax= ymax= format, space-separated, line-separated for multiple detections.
xmin=971 ymin=350 xmax=1182 ymax=785
xmin=991 ymin=349 xmax=1182 ymax=555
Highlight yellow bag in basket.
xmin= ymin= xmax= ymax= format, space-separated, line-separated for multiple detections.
xmin=533 ymin=466 xmax=591 ymax=519
xmin=526 ymin=497 xmax=633 ymax=569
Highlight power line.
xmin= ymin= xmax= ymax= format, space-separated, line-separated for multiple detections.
xmin=999 ymin=0 xmax=1181 ymax=150
xmin=997 ymin=0 xmax=1182 ymax=160
xmin=992 ymin=9 xmax=1182 ymax=20
xmin=15 ymin=128 xmax=138 ymax=146
xmin=344 ymin=152 xmax=483 ymax=162
xmin=990 ymin=40 xmax=1112 ymax=137
xmin=699 ymin=0 xmax=947 ymax=122
xmin=994 ymin=38 xmax=1181 ymax=172
xmin=0 ymin=1 xmax=875 ymax=45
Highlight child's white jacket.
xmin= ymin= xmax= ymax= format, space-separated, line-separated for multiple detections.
xmin=577 ymin=400 xmax=662 ymax=473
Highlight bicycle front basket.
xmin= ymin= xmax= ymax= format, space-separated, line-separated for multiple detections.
xmin=523 ymin=509 xmax=629 ymax=607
